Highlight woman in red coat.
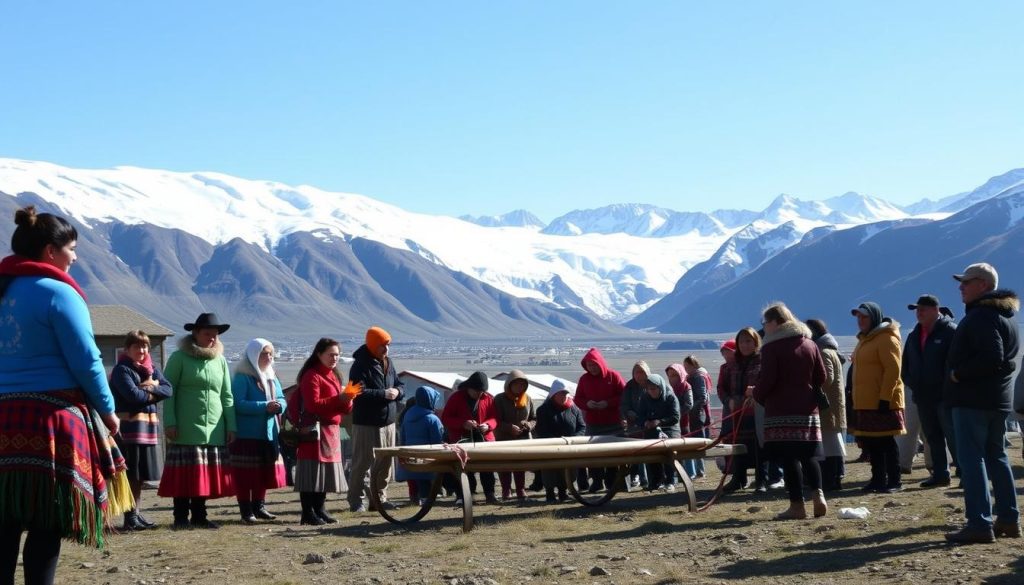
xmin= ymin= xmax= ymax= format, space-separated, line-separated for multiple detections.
xmin=441 ymin=371 xmax=499 ymax=505
xmin=293 ymin=338 xmax=354 ymax=525
xmin=753 ymin=303 xmax=827 ymax=520
xmin=576 ymin=347 xmax=626 ymax=492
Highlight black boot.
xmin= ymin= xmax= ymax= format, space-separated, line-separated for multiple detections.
xmin=314 ymin=493 xmax=337 ymax=524
xmin=238 ymin=500 xmax=257 ymax=524
xmin=122 ymin=509 xmax=146 ymax=531
xmin=299 ymin=492 xmax=325 ymax=526
xmin=190 ymin=498 xmax=219 ymax=529
xmin=253 ymin=500 xmax=276 ymax=520
xmin=172 ymin=498 xmax=191 ymax=530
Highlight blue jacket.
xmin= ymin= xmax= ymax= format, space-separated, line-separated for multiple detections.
xmin=636 ymin=374 xmax=681 ymax=439
xmin=0 ymin=276 xmax=114 ymax=414
xmin=231 ymin=372 xmax=287 ymax=441
xmin=396 ymin=386 xmax=445 ymax=481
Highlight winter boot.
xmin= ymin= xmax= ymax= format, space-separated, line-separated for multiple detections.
xmin=314 ymin=492 xmax=337 ymax=524
xmin=299 ymin=493 xmax=325 ymax=526
xmin=774 ymin=500 xmax=808 ymax=520
xmin=172 ymin=498 xmax=191 ymax=530
xmin=253 ymin=500 xmax=277 ymax=520
xmin=238 ymin=500 xmax=256 ymax=524
xmin=812 ymin=489 xmax=828 ymax=518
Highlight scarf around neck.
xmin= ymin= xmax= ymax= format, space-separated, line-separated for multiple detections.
xmin=0 ymin=254 xmax=87 ymax=300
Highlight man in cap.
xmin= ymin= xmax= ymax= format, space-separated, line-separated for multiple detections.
xmin=901 ymin=294 xmax=958 ymax=488
xmin=347 ymin=327 xmax=404 ymax=513
xmin=944 ymin=263 xmax=1020 ymax=543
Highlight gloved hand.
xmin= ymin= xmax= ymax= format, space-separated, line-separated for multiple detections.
xmin=877 ymin=400 xmax=890 ymax=412
xmin=343 ymin=381 xmax=363 ymax=399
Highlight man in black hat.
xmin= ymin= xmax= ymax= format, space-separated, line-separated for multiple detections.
xmin=901 ymin=294 xmax=958 ymax=488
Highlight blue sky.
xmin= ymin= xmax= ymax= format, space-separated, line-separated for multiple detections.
xmin=1 ymin=1 xmax=1022 ymax=220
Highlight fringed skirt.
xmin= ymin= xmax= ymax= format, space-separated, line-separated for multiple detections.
xmin=229 ymin=438 xmax=286 ymax=491
xmin=157 ymin=444 xmax=235 ymax=498
xmin=0 ymin=390 xmax=114 ymax=547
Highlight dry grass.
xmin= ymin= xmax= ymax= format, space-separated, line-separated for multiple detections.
xmin=51 ymin=435 xmax=1024 ymax=584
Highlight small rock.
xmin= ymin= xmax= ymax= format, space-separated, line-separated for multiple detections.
xmin=107 ymin=566 xmax=121 ymax=573
xmin=747 ymin=506 xmax=766 ymax=513
xmin=79 ymin=563 xmax=95 ymax=569
xmin=590 ymin=566 xmax=611 ymax=576
xmin=559 ymin=566 xmax=578 ymax=575
xmin=596 ymin=554 xmax=611 ymax=559
xmin=303 ymin=553 xmax=327 ymax=565
xmin=709 ymin=546 xmax=737 ymax=557
xmin=611 ymin=556 xmax=629 ymax=561
xmin=636 ymin=569 xmax=653 ymax=576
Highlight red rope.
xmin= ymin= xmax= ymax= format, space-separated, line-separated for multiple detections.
xmin=442 ymin=443 xmax=470 ymax=469
xmin=695 ymin=398 xmax=753 ymax=512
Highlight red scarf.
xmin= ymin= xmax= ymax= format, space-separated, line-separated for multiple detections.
xmin=116 ymin=351 xmax=154 ymax=379
xmin=0 ymin=254 xmax=87 ymax=300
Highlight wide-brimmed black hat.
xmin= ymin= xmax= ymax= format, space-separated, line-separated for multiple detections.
xmin=184 ymin=312 xmax=230 ymax=334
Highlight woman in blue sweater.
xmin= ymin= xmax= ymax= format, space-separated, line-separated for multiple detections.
xmin=0 ymin=206 xmax=120 ymax=585
xmin=230 ymin=338 xmax=287 ymax=523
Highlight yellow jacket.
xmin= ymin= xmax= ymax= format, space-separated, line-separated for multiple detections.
xmin=852 ymin=320 xmax=905 ymax=411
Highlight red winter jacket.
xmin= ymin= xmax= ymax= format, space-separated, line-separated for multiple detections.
xmin=296 ymin=363 xmax=353 ymax=463
xmin=575 ymin=348 xmax=625 ymax=428
xmin=441 ymin=389 xmax=498 ymax=443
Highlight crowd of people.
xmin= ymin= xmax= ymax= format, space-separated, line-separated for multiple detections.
xmin=1 ymin=205 xmax=1022 ymax=584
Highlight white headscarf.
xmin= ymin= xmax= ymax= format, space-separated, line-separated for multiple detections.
xmin=245 ymin=337 xmax=277 ymax=400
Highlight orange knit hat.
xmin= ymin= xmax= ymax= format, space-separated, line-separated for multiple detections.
xmin=366 ymin=326 xmax=392 ymax=358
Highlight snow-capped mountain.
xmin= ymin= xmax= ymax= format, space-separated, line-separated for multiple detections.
xmin=459 ymin=209 xmax=546 ymax=229
xmin=542 ymin=204 xmax=728 ymax=238
xmin=2 ymin=157 xmax=1017 ymax=333
xmin=0 ymin=159 xmax=725 ymax=321
xmin=900 ymin=168 xmax=1024 ymax=215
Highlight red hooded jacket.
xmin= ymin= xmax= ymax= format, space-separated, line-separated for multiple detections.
xmin=441 ymin=388 xmax=498 ymax=443
xmin=575 ymin=348 xmax=625 ymax=428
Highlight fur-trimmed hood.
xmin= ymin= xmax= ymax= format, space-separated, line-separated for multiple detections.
xmin=967 ymin=289 xmax=1020 ymax=317
xmin=857 ymin=318 xmax=901 ymax=343
xmin=762 ymin=320 xmax=812 ymax=346
xmin=178 ymin=334 xmax=225 ymax=360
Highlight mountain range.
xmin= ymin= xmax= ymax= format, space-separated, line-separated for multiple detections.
xmin=1 ymin=157 xmax=1022 ymax=337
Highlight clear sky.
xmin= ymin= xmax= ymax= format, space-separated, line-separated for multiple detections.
xmin=1 ymin=1 xmax=1022 ymax=221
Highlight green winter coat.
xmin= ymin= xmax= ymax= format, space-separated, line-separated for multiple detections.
xmin=162 ymin=336 xmax=237 ymax=446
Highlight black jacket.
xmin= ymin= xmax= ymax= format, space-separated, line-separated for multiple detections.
xmin=944 ymin=290 xmax=1020 ymax=412
xmin=348 ymin=345 xmax=405 ymax=427
xmin=535 ymin=400 xmax=587 ymax=439
xmin=901 ymin=316 xmax=957 ymax=406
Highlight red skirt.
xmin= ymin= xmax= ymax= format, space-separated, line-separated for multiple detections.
xmin=229 ymin=438 xmax=286 ymax=491
xmin=0 ymin=389 xmax=112 ymax=547
xmin=157 ymin=444 xmax=235 ymax=498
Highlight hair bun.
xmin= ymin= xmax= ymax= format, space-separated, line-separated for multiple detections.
xmin=13 ymin=205 xmax=38 ymax=228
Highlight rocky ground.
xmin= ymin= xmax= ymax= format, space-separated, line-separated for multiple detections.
xmin=52 ymin=436 xmax=1024 ymax=585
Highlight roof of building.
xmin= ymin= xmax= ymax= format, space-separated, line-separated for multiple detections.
xmin=88 ymin=305 xmax=175 ymax=338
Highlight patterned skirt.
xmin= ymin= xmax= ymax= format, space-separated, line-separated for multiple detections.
xmin=852 ymin=409 xmax=906 ymax=438
xmin=0 ymin=390 xmax=114 ymax=547
xmin=157 ymin=444 xmax=235 ymax=498
xmin=763 ymin=413 xmax=822 ymax=444
xmin=229 ymin=438 xmax=286 ymax=491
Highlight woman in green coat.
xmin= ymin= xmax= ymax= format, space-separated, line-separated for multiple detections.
xmin=157 ymin=313 xmax=237 ymax=529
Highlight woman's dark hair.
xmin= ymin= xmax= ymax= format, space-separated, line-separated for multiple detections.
xmin=683 ymin=355 xmax=701 ymax=368
xmin=11 ymin=206 xmax=78 ymax=260
xmin=297 ymin=337 xmax=344 ymax=383
xmin=805 ymin=319 xmax=828 ymax=339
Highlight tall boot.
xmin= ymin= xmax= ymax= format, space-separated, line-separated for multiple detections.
xmin=122 ymin=509 xmax=145 ymax=531
xmin=774 ymin=499 xmax=808 ymax=520
xmin=314 ymin=492 xmax=337 ymax=524
xmin=300 ymin=492 xmax=325 ymax=526
xmin=172 ymin=497 xmax=191 ymax=530
xmin=812 ymin=489 xmax=828 ymax=518
xmin=253 ymin=500 xmax=277 ymax=520
xmin=190 ymin=498 xmax=219 ymax=529
xmin=238 ymin=500 xmax=256 ymax=524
